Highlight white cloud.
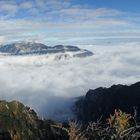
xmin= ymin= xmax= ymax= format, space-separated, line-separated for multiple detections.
xmin=0 ymin=0 xmax=139 ymax=44
xmin=0 ymin=42 xmax=140 ymax=120
xmin=0 ymin=1 xmax=18 ymax=15
xmin=0 ymin=18 xmax=135 ymax=45
xmin=50 ymin=8 xmax=122 ymax=20
xmin=20 ymin=1 xmax=33 ymax=9
xmin=0 ymin=36 xmax=5 ymax=43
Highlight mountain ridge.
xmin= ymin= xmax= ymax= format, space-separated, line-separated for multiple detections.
xmin=75 ymin=81 xmax=140 ymax=122
xmin=0 ymin=42 xmax=93 ymax=59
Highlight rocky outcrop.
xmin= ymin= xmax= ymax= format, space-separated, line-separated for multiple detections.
xmin=75 ymin=82 xmax=140 ymax=122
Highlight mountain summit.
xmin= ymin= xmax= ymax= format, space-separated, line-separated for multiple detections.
xmin=0 ymin=42 xmax=93 ymax=59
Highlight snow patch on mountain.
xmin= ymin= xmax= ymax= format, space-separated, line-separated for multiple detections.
xmin=0 ymin=42 xmax=93 ymax=61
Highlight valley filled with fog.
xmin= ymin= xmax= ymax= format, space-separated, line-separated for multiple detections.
xmin=0 ymin=41 xmax=140 ymax=121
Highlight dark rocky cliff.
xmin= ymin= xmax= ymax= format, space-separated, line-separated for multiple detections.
xmin=75 ymin=82 xmax=140 ymax=122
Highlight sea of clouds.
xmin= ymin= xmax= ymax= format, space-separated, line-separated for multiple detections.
xmin=0 ymin=41 xmax=140 ymax=121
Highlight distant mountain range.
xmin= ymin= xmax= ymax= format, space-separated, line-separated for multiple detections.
xmin=0 ymin=42 xmax=93 ymax=59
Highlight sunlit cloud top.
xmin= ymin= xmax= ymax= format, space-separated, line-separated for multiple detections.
xmin=0 ymin=0 xmax=140 ymax=45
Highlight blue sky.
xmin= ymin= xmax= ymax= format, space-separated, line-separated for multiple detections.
xmin=77 ymin=0 xmax=140 ymax=12
xmin=0 ymin=0 xmax=140 ymax=45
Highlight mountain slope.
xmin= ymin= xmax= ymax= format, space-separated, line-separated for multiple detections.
xmin=75 ymin=82 xmax=140 ymax=122
xmin=0 ymin=100 xmax=69 ymax=140
xmin=0 ymin=100 xmax=44 ymax=139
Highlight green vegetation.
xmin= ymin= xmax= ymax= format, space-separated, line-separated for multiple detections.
xmin=0 ymin=100 xmax=68 ymax=140
xmin=0 ymin=100 xmax=39 ymax=139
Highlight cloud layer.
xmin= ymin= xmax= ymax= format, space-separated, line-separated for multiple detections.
xmin=0 ymin=0 xmax=140 ymax=44
xmin=0 ymin=41 xmax=140 ymax=120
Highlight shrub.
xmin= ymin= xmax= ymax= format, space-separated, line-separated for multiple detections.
xmin=108 ymin=109 xmax=133 ymax=133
